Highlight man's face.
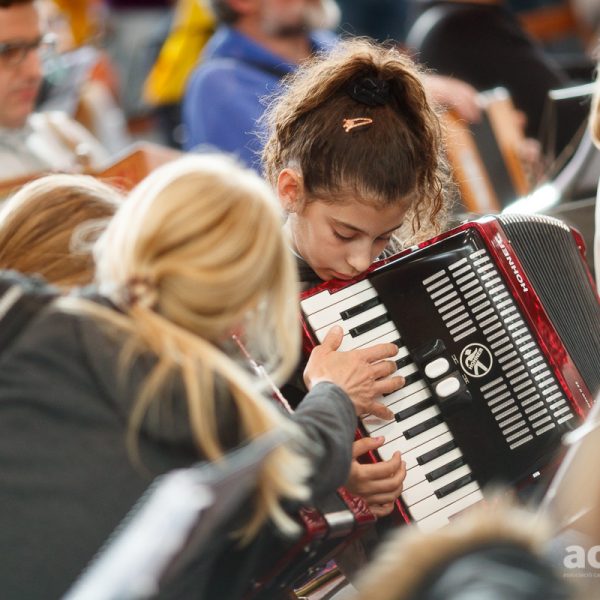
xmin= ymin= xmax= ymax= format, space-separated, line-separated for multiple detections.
xmin=0 ymin=3 xmax=44 ymax=129
xmin=259 ymin=0 xmax=339 ymax=37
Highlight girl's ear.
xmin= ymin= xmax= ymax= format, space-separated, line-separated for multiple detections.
xmin=277 ymin=168 xmax=303 ymax=213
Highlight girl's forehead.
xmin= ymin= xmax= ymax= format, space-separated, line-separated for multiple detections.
xmin=306 ymin=196 xmax=407 ymax=233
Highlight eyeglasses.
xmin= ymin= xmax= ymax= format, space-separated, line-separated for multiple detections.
xmin=0 ymin=33 xmax=57 ymax=67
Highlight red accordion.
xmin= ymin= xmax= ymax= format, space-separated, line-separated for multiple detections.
xmin=301 ymin=214 xmax=600 ymax=532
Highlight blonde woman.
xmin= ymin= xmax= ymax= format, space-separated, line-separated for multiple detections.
xmin=0 ymin=173 xmax=121 ymax=287
xmin=0 ymin=153 xmax=400 ymax=599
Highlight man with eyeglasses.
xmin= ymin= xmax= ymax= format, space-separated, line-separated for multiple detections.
xmin=0 ymin=0 xmax=108 ymax=180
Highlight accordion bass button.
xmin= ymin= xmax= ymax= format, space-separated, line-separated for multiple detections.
xmin=424 ymin=357 xmax=450 ymax=379
xmin=435 ymin=376 xmax=461 ymax=398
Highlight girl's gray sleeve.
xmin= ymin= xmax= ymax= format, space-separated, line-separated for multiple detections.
xmin=291 ymin=381 xmax=357 ymax=500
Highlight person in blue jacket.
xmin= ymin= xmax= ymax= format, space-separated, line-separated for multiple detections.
xmin=182 ymin=0 xmax=338 ymax=170
xmin=182 ymin=0 xmax=480 ymax=172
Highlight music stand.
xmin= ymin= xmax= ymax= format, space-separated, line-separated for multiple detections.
xmin=63 ymin=430 xmax=287 ymax=600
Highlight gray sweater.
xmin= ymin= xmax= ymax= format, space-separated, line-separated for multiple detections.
xmin=0 ymin=291 xmax=356 ymax=599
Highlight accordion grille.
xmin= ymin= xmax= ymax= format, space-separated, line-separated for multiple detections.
xmin=499 ymin=214 xmax=600 ymax=397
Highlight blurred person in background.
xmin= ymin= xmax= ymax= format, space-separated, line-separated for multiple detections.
xmin=142 ymin=0 xmax=216 ymax=148
xmin=405 ymin=0 xmax=573 ymax=140
xmin=182 ymin=0 xmax=341 ymax=170
xmin=351 ymin=497 xmax=574 ymax=600
xmin=36 ymin=0 xmax=132 ymax=154
xmin=0 ymin=0 xmax=108 ymax=179
xmin=336 ymin=0 xmax=410 ymax=42
xmin=103 ymin=0 xmax=174 ymax=124
xmin=0 ymin=173 xmax=121 ymax=287
xmin=182 ymin=0 xmax=480 ymax=172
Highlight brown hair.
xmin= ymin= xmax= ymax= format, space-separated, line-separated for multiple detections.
xmin=0 ymin=174 xmax=121 ymax=287
xmin=262 ymin=37 xmax=451 ymax=245
xmin=0 ymin=0 xmax=33 ymax=8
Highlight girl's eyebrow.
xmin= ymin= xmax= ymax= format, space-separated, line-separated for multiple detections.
xmin=331 ymin=218 xmax=403 ymax=236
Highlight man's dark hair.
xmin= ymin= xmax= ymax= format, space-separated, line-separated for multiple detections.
xmin=207 ymin=0 xmax=240 ymax=24
xmin=0 ymin=0 xmax=34 ymax=7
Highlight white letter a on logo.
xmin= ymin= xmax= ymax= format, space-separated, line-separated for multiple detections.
xmin=564 ymin=545 xmax=586 ymax=569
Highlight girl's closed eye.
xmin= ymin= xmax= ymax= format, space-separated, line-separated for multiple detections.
xmin=333 ymin=230 xmax=355 ymax=241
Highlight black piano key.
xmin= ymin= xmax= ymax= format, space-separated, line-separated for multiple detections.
xmin=425 ymin=457 xmax=465 ymax=482
xmin=402 ymin=371 xmax=422 ymax=386
xmin=412 ymin=338 xmax=446 ymax=364
xmin=395 ymin=355 xmax=411 ymax=370
xmin=434 ymin=473 xmax=474 ymax=499
xmin=417 ymin=440 xmax=457 ymax=465
xmin=340 ymin=296 xmax=381 ymax=319
xmin=349 ymin=313 xmax=390 ymax=337
xmin=391 ymin=338 xmax=402 ymax=348
xmin=395 ymin=399 xmax=435 ymax=422
xmin=403 ymin=415 xmax=444 ymax=440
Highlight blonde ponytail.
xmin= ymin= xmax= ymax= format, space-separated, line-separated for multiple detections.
xmin=62 ymin=154 xmax=310 ymax=540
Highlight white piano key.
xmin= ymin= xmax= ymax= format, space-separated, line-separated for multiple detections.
xmin=301 ymin=279 xmax=373 ymax=315
xmin=367 ymin=329 xmax=404 ymax=346
xmin=416 ymin=489 xmax=484 ymax=533
xmin=409 ymin=480 xmax=481 ymax=521
xmin=378 ymin=422 xmax=450 ymax=459
xmin=393 ymin=345 xmax=410 ymax=362
xmin=403 ymin=464 xmax=472 ymax=506
xmin=386 ymin=386 xmax=434 ymax=415
xmin=396 ymin=362 xmax=418 ymax=378
xmin=339 ymin=321 xmax=398 ymax=351
xmin=362 ymin=414 xmax=394 ymax=435
xmin=307 ymin=287 xmax=379 ymax=330
xmin=380 ymin=379 xmax=429 ymax=407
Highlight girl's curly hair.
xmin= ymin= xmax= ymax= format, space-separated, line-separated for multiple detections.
xmin=261 ymin=37 xmax=453 ymax=246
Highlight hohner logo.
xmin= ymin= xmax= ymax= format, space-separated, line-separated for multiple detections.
xmin=494 ymin=233 xmax=529 ymax=293
xmin=460 ymin=343 xmax=493 ymax=378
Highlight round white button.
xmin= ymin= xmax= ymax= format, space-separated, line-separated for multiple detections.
xmin=424 ymin=357 xmax=450 ymax=379
xmin=435 ymin=376 xmax=461 ymax=398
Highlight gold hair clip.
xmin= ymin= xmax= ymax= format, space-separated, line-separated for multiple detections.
xmin=342 ymin=117 xmax=374 ymax=133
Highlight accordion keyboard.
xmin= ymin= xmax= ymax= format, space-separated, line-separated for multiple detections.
xmin=301 ymin=279 xmax=484 ymax=532
xmin=301 ymin=233 xmax=583 ymax=532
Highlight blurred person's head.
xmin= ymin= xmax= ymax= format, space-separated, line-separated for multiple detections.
xmin=207 ymin=0 xmax=340 ymax=34
xmin=0 ymin=0 xmax=53 ymax=128
xmin=69 ymin=154 xmax=308 ymax=541
xmin=352 ymin=497 xmax=573 ymax=600
xmin=0 ymin=173 xmax=121 ymax=287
